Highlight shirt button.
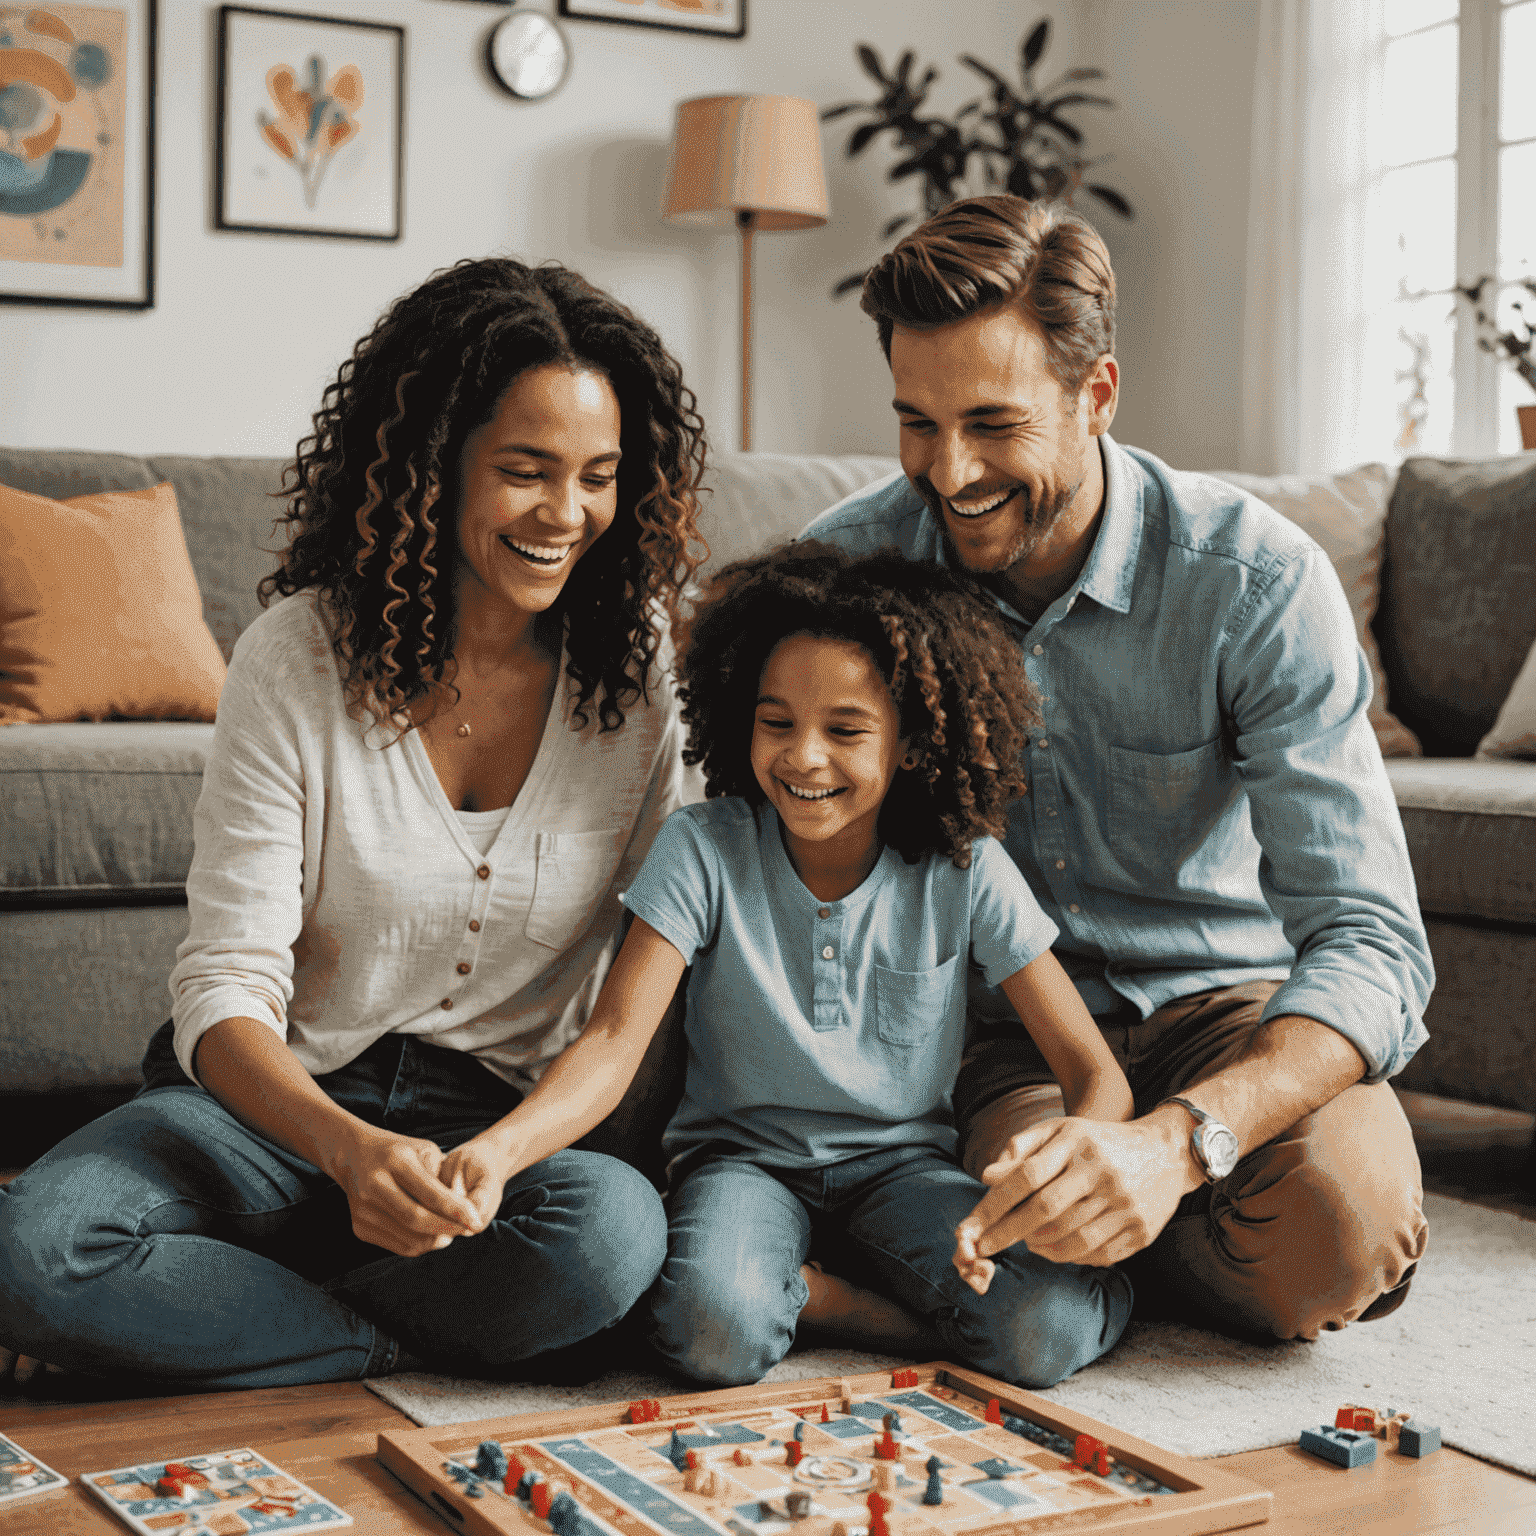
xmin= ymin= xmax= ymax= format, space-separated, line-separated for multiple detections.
xmin=818 ymin=906 xmax=831 ymax=919
xmin=457 ymin=962 xmax=471 ymax=975
xmin=1033 ymin=644 xmax=1044 ymax=655
xmin=822 ymin=945 xmax=835 ymax=960
xmin=468 ymin=919 xmax=481 ymax=932
xmin=439 ymin=998 xmax=453 ymax=1010
xmin=477 ymin=864 xmax=491 ymax=880
xmin=1038 ymin=738 xmax=1050 ymax=749
xmin=1055 ymin=858 xmax=1066 ymax=870
xmin=1069 ymin=903 xmax=1081 ymax=914
xmin=1047 ymin=809 xmax=1057 ymax=817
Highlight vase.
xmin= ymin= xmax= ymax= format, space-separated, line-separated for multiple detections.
xmin=1520 ymin=404 xmax=1536 ymax=451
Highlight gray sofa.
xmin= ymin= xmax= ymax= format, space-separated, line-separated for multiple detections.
xmin=2 ymin=446 xmax=1533 ymax=1149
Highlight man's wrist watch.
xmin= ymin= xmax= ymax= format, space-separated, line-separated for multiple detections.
xmin=1162 ymin=1096 xmax=1241 ymax=1184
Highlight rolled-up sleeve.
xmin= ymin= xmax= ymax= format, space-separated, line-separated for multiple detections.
xmin=168 ymin=648 xmax=307 ymax=1084
xmin=1223 ymin=547 xmax=1433 ymax=1079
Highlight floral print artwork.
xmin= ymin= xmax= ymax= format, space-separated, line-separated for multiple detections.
xmin=256 ymin=54 xmax=362 ymax=209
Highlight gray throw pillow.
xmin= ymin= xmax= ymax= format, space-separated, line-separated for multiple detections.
xmin=1374 ymin=454 xmax=1536 ymax=756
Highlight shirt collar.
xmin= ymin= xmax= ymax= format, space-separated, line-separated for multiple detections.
xmin=917 ymin=434 xmax=1143 ymax=622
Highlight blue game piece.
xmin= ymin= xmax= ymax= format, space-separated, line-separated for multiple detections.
xmin=793 ymin=1422 xmax=806 ymax=1443
xmin=669 ymin=1430 xmax=690 ymax=1472
xmin=1398 ymin=1423 xmax=1441 ymax=1458
xmin=516 ymin=1472 xmax=537 ymax=1500
xmin=476 ymin=1441 xmax=508 ymax=1480
xmin=882 ymin=1412 xmax=902 ymax=1434
xmin=547 ymin=1491 xmax=580 ymax=1535
xmin=922 ymin=1455 xmax=944 ymax=1507
xmin=1299 ymin=1425 xmax=1377 ymax=1468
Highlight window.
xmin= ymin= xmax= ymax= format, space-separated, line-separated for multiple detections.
xmin=1386 ymin=0 xmax=1532 ymax=455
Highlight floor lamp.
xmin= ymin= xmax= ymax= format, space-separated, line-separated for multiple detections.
xmin=662 ymin=95 xmax=829 ymax=452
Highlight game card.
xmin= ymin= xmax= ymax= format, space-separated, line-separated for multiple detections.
xmin=0 ymin=1431 xmax=69 ymax=1505
xmin=83 ymin=1446 xmax=352 ymax=1533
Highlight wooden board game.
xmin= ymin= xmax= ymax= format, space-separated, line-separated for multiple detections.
xmin=377 ymin=1363 xmax=1270 ymax=1536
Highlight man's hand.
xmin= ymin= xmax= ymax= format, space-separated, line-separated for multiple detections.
xmin=325 ymin=1127 xmax=485 ymax=1258
xmin=953 ymin=1113 xmax=1197 ymax=1285
xmin=0 ymin=1346 xmax=65 ymax=1390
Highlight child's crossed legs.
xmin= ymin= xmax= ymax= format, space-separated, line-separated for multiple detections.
xmin=648 ymin=1145 xmax=1133 ymax=1390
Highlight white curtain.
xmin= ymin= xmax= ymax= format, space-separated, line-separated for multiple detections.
xmin=1241 ymin=0 xmax=1392 ymax=475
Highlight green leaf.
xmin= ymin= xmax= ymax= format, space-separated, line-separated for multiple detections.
xmin=1006 ymin=161 xmax=1039 ymax=199
xmin=887 ymin=153 xmax=927 ymax=180
xmin=895 ymin=49 xmax=915 ymax=86
xmin=832 ymin=272 xmax=869 ymax=298
xmin=820 ymin=103 xmax=862 ymax=121
xmin=1088 ymin=183 xmax=1133 ymax=217
xmin=848 ymin=122 xmax=882 ymax=157
xmin=1045 ymin=92 xmax=1116 ymax=111
xmin=1063 ymin=67 xmax=1105 ymax=81
xmin=856 ymin=44 xmax=887 ymax=84
xmin=960 ymin=53 xmax=1010 ymax=91
xmin=1022 ymin=19 xmax=1050 ymax=71
xmin=882 ymin=213 xmax=915 ymax=237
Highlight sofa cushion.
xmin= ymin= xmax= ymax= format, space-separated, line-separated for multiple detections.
xmin=0 ymin=481 xmax=228 ymax=723
xmin=695 ymin=451 xmax=902 ymax=586
xmin=0 ymin=447 xmax=289 ymax=662
xmin=1386 ymin=758 xmax=1536 ymax=926
xmin=1374 ymin=454 xmax=1536 ymax=756
xmin=0 ymin=722 xmax=213 ymax=907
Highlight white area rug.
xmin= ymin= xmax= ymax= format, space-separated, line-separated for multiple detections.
xmin=366 ymin=1193 xmax=1536 ymax=1478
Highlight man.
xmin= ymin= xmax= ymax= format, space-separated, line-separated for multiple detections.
xmin=804 ymin=195 xmax=1431 ymax=1342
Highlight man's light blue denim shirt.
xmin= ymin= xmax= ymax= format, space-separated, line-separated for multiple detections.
xmin=802 ymin=435 xmax=1433 ymax=1082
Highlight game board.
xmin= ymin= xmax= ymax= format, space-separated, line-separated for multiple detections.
xmin=378 ymin=1364 xmax=1270 ymax=1536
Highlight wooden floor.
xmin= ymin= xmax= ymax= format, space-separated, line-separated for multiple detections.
xmin=1 ymin=1090 xmax=1531 ymax=1535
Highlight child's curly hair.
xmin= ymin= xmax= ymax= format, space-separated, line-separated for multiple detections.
xmin=259 ymin=257 xmax=706 ymax=735
xmin=678 ymin=541 xmax=1040 ymax=867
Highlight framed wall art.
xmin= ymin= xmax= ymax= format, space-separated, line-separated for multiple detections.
xmin=216 ymin=5 xmax=403 ymax=241
xmin=558 ymin=0 xmax=745 ymax=41
xmin=0 ymin=0 xmax=157 ymax=309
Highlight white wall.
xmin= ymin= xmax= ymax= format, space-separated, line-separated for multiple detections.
xmin=1080 ymin=0 xmax=1260 ymax=471
xmin=1 ymin=1 xmax=1076 ymax=460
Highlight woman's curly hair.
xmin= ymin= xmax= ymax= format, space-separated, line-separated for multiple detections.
xmin=678 ymin=541 xmax=1040 ymax=867
xmin=259 ymin=257 xmax=707 ymax=733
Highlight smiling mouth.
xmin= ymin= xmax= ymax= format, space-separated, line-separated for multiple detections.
xmin=500 ymin=534 xmax=574 ymax=568
xmin=780 ymin=780 xmax=845 ymax=803
xmin=946 ymin=486 xmax=1021 ymax=520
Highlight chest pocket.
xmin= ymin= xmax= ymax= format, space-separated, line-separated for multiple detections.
xmin=525 ymin=829 xmax=623 ymax=951
xmin=874 ymin=953 xmax=961 ymax=1047
xmin=1107 ymin=739 xmax=1236 ymax=885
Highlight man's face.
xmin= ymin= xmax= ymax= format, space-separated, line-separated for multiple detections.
xmin=889 ymin=303 xmax=1107 ymax=577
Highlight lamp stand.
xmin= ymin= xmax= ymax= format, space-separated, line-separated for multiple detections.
xmin=737 ymin=208 xmax=756 ymax=452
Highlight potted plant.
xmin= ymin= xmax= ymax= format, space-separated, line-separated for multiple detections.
xmin=1456 ymin=276 xmax=1536 ymax=450
xmin=821 ymin=18 xmax=1133 ymax=297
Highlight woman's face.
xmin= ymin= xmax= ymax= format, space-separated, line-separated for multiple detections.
xmin=453 ymin=363 xmax=622 ymax=620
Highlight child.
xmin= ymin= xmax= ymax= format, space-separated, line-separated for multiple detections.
xmin=439 ymin=543 xmax=1134 ymax=1389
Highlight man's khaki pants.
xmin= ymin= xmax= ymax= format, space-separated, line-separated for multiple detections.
xmin=954 ymin=980 xmax=1428 ymax=1342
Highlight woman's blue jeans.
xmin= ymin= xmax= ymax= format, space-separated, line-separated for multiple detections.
xmin=648 ymin=1145 xmax=1132 ymax=1391
xmin=0 ymin=1025 xmax=666 ymax=1391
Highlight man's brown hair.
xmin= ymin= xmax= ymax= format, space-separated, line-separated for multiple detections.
xmin=860 ymin=195 xmax=1116 ymax=394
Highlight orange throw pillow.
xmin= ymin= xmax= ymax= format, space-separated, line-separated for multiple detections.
xmin=0 ymin=481 xmax=227 ymax=723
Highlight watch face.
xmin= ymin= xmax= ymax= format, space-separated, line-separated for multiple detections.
xmin=489 ymin=14 xmax=570 ymax=101
xmin=1200 ymin=1123 xmax=1241 ymax=1179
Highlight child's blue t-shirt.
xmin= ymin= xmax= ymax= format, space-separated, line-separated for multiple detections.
xmin=620 ymin=798 xmax=1058 ymax=1169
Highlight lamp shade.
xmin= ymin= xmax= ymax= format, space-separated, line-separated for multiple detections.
xmin=663 ymin=95 xmax=828 ymax=231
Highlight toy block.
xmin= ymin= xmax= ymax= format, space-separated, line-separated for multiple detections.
xmin=531 ymin=1479 xmax=554 ymax=1518
xmin=872 ymin=1462 xmax=896 ymax=1492
xmin=786 ymin=1491 xmax=812 ymax=1520
xmin=1398 ymin=1423 xmax=1441 ymax=1458
xmin=733 ymin=1448 xmax=754 ymax=1467
xmin=683 ymin=1467 xmax=699 ymax=1493
xmin=476 ymin=1441 xmax=508 ymax=1480
xmin=1299 ymin=1426 xmax=1377 ymax=1468
xmin=891 ymin=1368 xmax=919 ymax=1388
xmin=1335 ymin=1404 xmax=1380 ymax=1433
xmin=1383 ymin=1412 xmax=1411 ymax=1450
xmin=985 ymin=1398 xmax=1002 ymax=1424
xmin=1073 ymin=1434 xmax=1107 ymax=1471
xmin=686 ymin=1450 xmax=700 ymax=1470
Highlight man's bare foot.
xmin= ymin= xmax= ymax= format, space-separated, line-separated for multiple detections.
xmin=0 ymin=1345 xmax=66 ymax=1390
xmin=798 ymin=1262 xmax=946 ymax=1357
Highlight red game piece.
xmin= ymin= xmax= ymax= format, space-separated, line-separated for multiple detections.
xmin=628 ymin=1402 xmax=646 ymax=1423
xmin=867 ymin=1490 xmax=891 ymax=1536
xmin=1074 ymin=1434 xmax=1109 ymax=1471
xmin=686 ymin=1450 xmax=700 ymax=1470
xmin=785 ymin=1441 xmax=802 ymax=1467
xmin=821 ymin=1403 xmax=830 ymax=1423
xmin=1094 ymin=1448 xmax=1111 ymax=1477
xmin=891 ymin=1368 xmax=918 ymax=1388
xmin=531 ymin=1480 xmax=553 ymax=1519
xmin=874 ymin=1431 xmax=898 ymax=1461
xmin=985 ymin=1398 xmax=1002 ymax=1424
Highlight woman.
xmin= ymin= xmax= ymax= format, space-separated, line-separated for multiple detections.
xmin=0 ymin=258 xmax=706 ymax=1390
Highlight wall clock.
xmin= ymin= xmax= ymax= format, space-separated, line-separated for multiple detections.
xmin=488 ymin=12 xmax=569 ymax=100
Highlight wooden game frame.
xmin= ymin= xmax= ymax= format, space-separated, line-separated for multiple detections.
xmin=378 ymin=1362 xmax=1270 ymax=1536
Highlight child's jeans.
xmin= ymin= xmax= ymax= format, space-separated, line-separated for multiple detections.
xmin=648 ymin=1143 xmax=1132 ymax=1390
xmin=0 ymin=1024 xmax=666 ymax=1391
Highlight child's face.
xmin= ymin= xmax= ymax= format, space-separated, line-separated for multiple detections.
xmin=751 ymin=633 xmax=910 ymax=863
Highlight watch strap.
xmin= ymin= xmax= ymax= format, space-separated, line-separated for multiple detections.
xmin=1162 ymin=1095 xmax=1226 ymax=1184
